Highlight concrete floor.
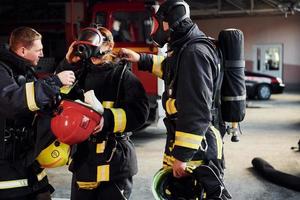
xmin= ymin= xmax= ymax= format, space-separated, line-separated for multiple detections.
xmin=48 ymin=91 xmax=300 ymax=200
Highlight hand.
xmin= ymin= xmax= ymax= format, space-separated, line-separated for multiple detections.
xmin=66 ymin=41 xmax=81 ymax=64
xmin=118 ymin=48 xmax=140 ymax=63
xmin=84 ymin=90 xmax=104 ymax=114
xmin=56 ymin=70 xmax=76 ymax=86
xmin=173 ymin=159 xmax=188 ymax=178
xmin=93 ymin=117 xmax=104 ymax=134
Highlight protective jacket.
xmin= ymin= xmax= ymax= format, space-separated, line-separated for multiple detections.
xmin=56 ymin=60 xmax=149 ymax=190
xmin=138 ymin=22 xmax=223 ymax=168
xmin=0 ymin=45 xmax=61 ymax=198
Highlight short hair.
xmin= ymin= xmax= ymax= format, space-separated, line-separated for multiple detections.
xmin=9 ymin=26 xmax=42 ymax=51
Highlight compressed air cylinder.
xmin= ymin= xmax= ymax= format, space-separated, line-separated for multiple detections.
xmin=218 ymin=29 xmax=246 ymax=122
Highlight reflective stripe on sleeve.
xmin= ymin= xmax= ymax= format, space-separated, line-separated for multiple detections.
xmin=152 ymin=55 xmax=164 ymax=78
xmin=0 ymin=179 xmax=28 ymax=189
xmin=102 ymin=101 xmax=114 ymax=108
xmin=109 ymin=108 xmax=126 ymax=133
xmin=37 ymin=169 xmax=47 ymax=181
xmin=166 ymin=98 xmax=177 ymax=115
xmin=174 ymin=131 xmax=204 ymax=150
xmin=25 ymin=82 xmax=40 ymax=111
xmin=97 ymin=165 xmax=110 ymax=182
xmin=210 ymin=126 xmax=223 ymax=159
xmin=222 ymin=94 xmax=246 ymax=101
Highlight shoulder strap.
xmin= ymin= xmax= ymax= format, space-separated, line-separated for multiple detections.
xmin=171 ymin=37 xmax=224 ymax=127
xmin=171 ymin=37 xmax=222 ymax=102
xmin=113 ymin=62 xmax=128 ymax=107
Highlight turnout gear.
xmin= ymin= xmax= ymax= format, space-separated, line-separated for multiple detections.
xmin=151 ymin=0 xmax=190 ymax=47
xmin=138 ymin=15 xmax=229 ymax=198
xmin=74 ymin=27 xmax=104 ymax=60
xmin=50 ymin=99 xmax=103 ymax=145
xmin=138 ymin=23 xmax=223 ymax=164
xmin=56 ymin=59 xmax=149 ymax=199
xmin=0 ymin=44 xmax=61 ymax=198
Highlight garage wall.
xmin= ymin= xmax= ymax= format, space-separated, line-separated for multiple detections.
xmin=195 ymin=14 xmax=300 ymax=89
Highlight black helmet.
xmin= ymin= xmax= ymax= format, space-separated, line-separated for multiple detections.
xmin=152 ymin=163 xmax=232 ymax=200
xmin=150 ymin=0 xmax=190 ymax=47
xmin=156 ymin=0 xmax=190 ymax=29
xmin=152 ymin=168 xmax=204 ymax=200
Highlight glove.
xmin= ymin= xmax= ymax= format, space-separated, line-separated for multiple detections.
xmin=84 ymin=90 xmax=104 ymax=114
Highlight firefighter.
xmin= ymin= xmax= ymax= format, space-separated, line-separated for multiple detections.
xmin=119 ymin=0 xmax=231 ymax=199
xmin=0 ymin=27 xmax=75 ymax=199
xmin=56 ymin=26 xmax=149 ymax=200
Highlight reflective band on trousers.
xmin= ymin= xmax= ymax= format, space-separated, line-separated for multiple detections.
xmin=0 ymin=169 xmax=46 ymax=189
xmin=222 ymin=94 xmax=246 ymax=101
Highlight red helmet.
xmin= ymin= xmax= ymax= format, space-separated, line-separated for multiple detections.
xmin=51 ymin=100 xmax=102 ymax=145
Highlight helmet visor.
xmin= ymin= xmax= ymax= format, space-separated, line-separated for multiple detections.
xmin=77 ymin=28 xmax=103 ymax=47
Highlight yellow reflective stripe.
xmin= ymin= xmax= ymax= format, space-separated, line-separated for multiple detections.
xmin=166 ymin=98 xmax=177 ymax=115
xmin=0 ymin=179 xmax=28 ymax=189
xmin=163 ymin=154 xmax=175 ymax=167
xmin=37 ymin=169 xmax=47 ymax=181
xmin=96 ymin=141 xmax=106 ymax=154
xmin=110 ymin=108 xmax=126 ymax=133
xmin=187 ymin=160 xmax=205 ymax=168
xmin=102 ymin=101 xmax=114 ymax=108
xmin=210 ymin=126 xmax=223 ymax=159
xmin=97 ymin=165 xmax=110 ymax=182
xmin=76 ymin=181 xmax=99 ymax=190
xmin=163 ymin=154 xmax=204 ymax=168
xmin=174 ymin=131 xmax=204 ymax=150
xmin=152 ymin=55 xmax=164 ymax=78
xmin=25 ymin=82 xmax=40 ymax=111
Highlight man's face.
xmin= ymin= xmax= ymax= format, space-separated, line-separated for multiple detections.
xmin=23 ymin=39 xmax=44 ymax=66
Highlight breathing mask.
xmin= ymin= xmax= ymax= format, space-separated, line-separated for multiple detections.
xmin=74 ymin=27 xmax=104 ymax=60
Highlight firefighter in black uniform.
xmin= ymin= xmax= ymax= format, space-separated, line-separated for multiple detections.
xmin=56 ymin=26 xmax=149 ymax=200
xmin=0 ymin=27 xmax=76 ymax=199
xmin=119 ymin=0 xmax=231 ymax=199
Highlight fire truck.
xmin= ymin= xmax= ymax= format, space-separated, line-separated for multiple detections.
xmin=0 ymin=0 xmax=162 ymax=127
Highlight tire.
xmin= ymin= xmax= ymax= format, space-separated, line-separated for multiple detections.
xmin=257 ymin=84 xmax=271 ymax=100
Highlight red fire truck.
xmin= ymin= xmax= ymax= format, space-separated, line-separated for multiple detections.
xmin=0 ymin=0 xmax=162 ymax=127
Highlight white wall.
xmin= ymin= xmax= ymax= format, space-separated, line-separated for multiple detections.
xmin=194 ymin=14 xmax=300 ymax=86
xmin=195 ymin=14 xmax=300 ymax=66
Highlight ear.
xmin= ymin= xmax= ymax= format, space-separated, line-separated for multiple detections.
xmin=15 ymin=47 xmax=26 ymax=57
xmin=21 ymin=47 xmax=26 ymax=57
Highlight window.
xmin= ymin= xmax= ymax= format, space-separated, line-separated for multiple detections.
xmin=111 ymin=11 xmax=152 ymax=43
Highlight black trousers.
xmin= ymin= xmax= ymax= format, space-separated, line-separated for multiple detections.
xmin=71 ymin=177 xmax=133 ymax=200
xmin=5 ymin=190 xmax=52 ymax=200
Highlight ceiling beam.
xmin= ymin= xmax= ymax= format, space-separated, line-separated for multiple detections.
xmin=225 ymin=0 xmax=245 ymax=10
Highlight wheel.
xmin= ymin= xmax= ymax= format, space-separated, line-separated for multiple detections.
xmin=257 ymin=84 xmax=271 ymax=100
